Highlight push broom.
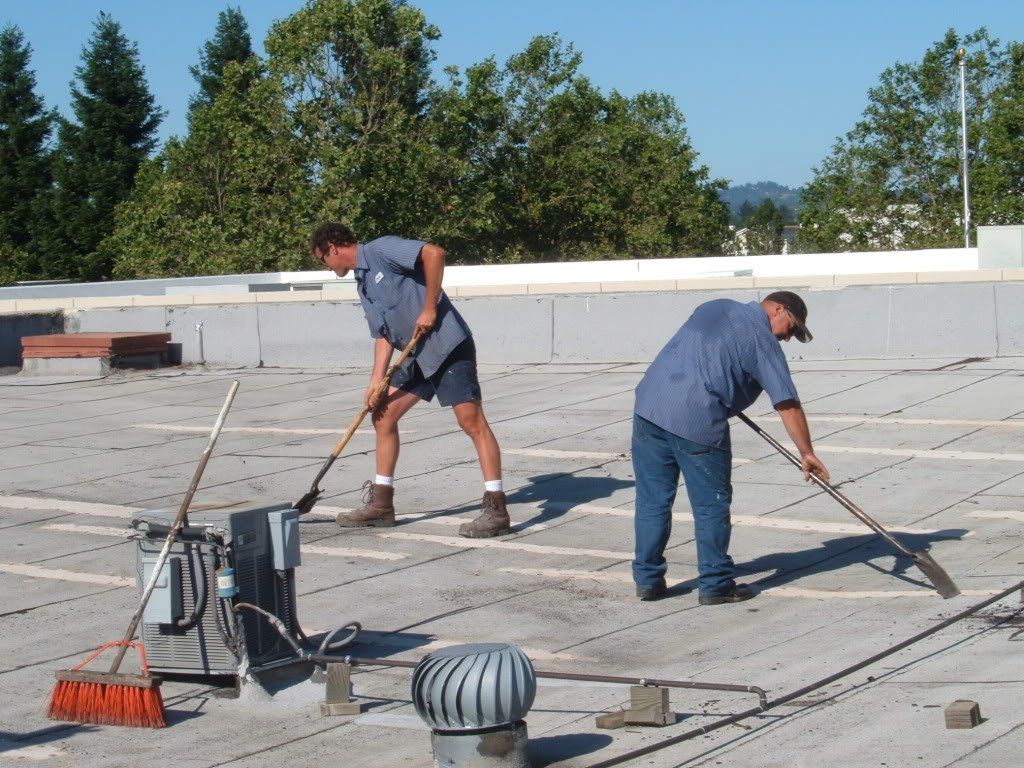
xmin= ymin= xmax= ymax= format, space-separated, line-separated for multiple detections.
xmin=47 ymin=380 xmax=240 ymax=727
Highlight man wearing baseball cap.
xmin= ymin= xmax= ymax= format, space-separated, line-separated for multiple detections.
xmin=631 ymin=291 xmax=830 ymax=604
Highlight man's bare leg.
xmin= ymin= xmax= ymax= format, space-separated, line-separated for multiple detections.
xmin=454 ymin=400 xmax=509 ymax=538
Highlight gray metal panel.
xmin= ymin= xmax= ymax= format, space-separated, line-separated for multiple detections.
xmin=0 ymin=311 xmax=62 ymax=366
xmin=141 ymin=555 xmax=182 ymax=625
xmin=887 ymin=283 xmax=998 ymax=357
xmin=257 ymin=301 xmax=368 ymax=368
xmin=457 ymin=297 xmax=554 ymax=365
xmin=166 ymin=304 xmax=261 ymax=366
xmin=268 ymin=508 xmax=301 ymax=570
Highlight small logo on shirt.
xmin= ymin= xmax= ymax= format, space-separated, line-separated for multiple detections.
xmin=375 ymin=271 xmax=384 ymax=284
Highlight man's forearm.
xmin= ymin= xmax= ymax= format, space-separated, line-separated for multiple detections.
xmin=420 ymin=244 xmax=444 ymax=310
xmin=372 ymin=337 xmax=394 ymax=380
xmin=776 ymin=401 xmax=814 ymax=456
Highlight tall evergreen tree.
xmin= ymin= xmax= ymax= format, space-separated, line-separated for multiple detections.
xmin=0 ymin=25 xmax=53 ymax=275
xmin=44 ymin=12 xmax=163 ymax=280
xmin=188 ymin=7 xmax=258 ymax=113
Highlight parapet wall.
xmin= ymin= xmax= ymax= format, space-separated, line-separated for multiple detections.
xmin=42 ymin=277 xmax=1022 ymax=368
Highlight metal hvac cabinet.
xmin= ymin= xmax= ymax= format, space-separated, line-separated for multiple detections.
xmin=133 ymin=501 xmax=299 ymax=677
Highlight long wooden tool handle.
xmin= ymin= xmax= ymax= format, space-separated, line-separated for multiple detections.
xmin=299 ymin=331 xmax=425 ymax=505
xmin=109 ymin=380 xmax=240 ymax=675
xmin=735 ymin=412 xmax=914 ymax=558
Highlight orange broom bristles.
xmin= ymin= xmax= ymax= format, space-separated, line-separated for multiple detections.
xmin=47 ymin=642 xmax=166 ymax=728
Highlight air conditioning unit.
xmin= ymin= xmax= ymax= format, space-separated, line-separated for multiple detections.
xmin=131 ymin=501 xmax=302 ymax=678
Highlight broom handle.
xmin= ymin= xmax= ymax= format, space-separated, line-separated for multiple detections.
xmin=108 ymin=380 xmax=240 ymax=675
xmin=306 ymin=330 xmax=424 ymax=489
xmin=735 ymin=411 xmax=915 ymax=558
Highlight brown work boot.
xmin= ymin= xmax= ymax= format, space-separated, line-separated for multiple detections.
xmin=459 ymin=491 xmax=511 ymax=538
xmin=336 ymin=481 xmax=395 ymax=528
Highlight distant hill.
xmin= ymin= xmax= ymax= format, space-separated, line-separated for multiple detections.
xmin=720 ymin=182 xmax=802 ymax=222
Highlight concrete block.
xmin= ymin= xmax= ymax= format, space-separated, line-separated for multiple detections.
xmin=321 ymin=283 xmax=359 ymax=300
xmin=72 ymin=307 xmax=167 ymax=334
xmin=792 ymin=285 xmax=890 ymax=360
xmin=257 ymin=302 xmax=369 ymax=368
xmin=193 ymin=292 xmax=257 ymax=305
xmin=21 ymin=356 xmax=109 ymax=377
xmin=978 ymin=224 xmax=1024 ymax=268
xmin=166 ymin=304 xmax=261 ymax=366
xmin=994 ymin=283 xmax=1024 ymax=355
xmin=134 ymin=294 xmax=193 ymax=307
xmin=528 ymin=282 xmax=603 ymax=295
xmin=0 ymin=300 xmax=17 ymax=314
xmin=914 ymin=269 xmax=1001 ymax=284
xmin=551 ymin=290 xmax=759 ymax=363
xmin=754 ymin=274 xmax=835 ymax=289
xmin=834 ymin=272 xmax=918 ymax=286
xmin=15 ymin=298 xmax=70 ymax=312
xmin=600 ymin=280 xmax=678 ymax=293
xmin=888 ymin=283 xmax=997 ymax=357
xmin=71 ymin=295 xmax=135 ymax=310
xmin=255 ymin=290 xmax=323 ymax=303
xmin=1000 ymin=268 xmax=1024 ymax=282
xmin=452 ymin=284 xmax=530 ymax=297
xmin=676 ymin=276 xmax=756 ymax=290
xmin=458 ymin=296 xmax=553 ymax=365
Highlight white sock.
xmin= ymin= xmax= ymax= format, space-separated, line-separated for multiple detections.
xmin=375 ymin=475 xmax=394 ymax=487
xmin=484 ymin=479 xmax=503 ymax=493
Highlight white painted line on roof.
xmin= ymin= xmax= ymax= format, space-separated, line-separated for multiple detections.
xmin=310 ymin=506 xmax=547 ymax=531
xmin=768 ymin=586 xmax=1000 ymax=599
xmin=965 ymin=510 xmax=1024 ymax=522
xmin=42 ymin=523 xmax=133 ymax=538
xmin=414 ymin=639 xmax=589 ymax=662
xmin=500 ymin=567 xmax=633 ymax=583
xmin=378 ymin=532 xmax=631 ymax=560
xmin=0 ymin=741 xmax=65 ymax=761
xmin=132 ymin=424 xmax=387 ymax=436
xmin=0 ymin=495 xmax=142 ymax=518
xmin=354 ymin=712 xmax=429 ymax=731
xmin=301 ymin=544 xmax=406 ymax=561
xmin=504 ymin=448 xmax=626 ymax=460
xmin=780 ymin=415 xmax=1024 ymax=429
xmin=505 ymin=448 xmax=752 ymax=466
xmin=0 ymin=562 xmax=132 ymax=587
xmin=815 ymin=445 xmax=1024 ymax=462
xmin=530 ymin=502 xmax=956 ymax=537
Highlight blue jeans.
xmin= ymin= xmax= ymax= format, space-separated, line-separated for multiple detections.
xmin=631 ymin=414 xmax=735 ymax=597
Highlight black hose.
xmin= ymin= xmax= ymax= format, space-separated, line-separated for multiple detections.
xmin=580 ymin=578 xmax=1024 ymax=768
xmin=175 ymin=543 xmax=210 ymax=629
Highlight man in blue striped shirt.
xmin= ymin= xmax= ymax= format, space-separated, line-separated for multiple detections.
xmin=312 ymin=223 xmax=509 ymax=538
xmin=632 ymin=292 xmax=830 ymax=604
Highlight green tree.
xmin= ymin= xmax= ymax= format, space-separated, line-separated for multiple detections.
xmin=800 ymin=28 xmax=1015 ymax=252
xmin=0 ymin=26 xmax=54 ymax=276
xmin=188 ymin=6 xmax=259 ymax=114
xmin=744 ymin=198 xmax=785 ymax=254
xmin=104 ymin=60 xmax=311 ymax=278
xmin=734 ymin=199 xmax=755 ymax=227
xmin=42 ymin=12 xmax=163 ymax=280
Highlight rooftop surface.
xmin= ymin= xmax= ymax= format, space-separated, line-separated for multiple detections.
xmin=0 ymin=357 xmax=1022 ymax=767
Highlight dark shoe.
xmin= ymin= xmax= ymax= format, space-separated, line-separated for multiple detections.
xmin=698 ymin=583 xmax=754 ymax=606
xmin=636 ymin=579 xmax=667 ymax=601
xmin=459 ymin=491 xmax=511 ymax=538
xmin=336 ymin=481 xmax=395 ymax=528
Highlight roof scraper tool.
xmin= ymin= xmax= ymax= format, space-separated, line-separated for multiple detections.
xmin=737 ymin=412 xmax=960 ymax=599
xmin=294 ymin=330 xmax=423 ymax=515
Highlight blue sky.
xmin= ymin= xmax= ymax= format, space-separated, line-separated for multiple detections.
xmin=4 ymin=1 xmax=1023 ymax=188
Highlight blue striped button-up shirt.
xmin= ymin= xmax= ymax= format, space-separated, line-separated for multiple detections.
xmin=634 ymin=299 xmax=799 ymax=450
xmin=354 ymin=236 xmax=471 ymax=377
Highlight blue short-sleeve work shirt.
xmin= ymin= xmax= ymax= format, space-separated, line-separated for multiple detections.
xmin=634 ymin=299 xmax=800 ymax=450
xmin=354 ymin=236 xmax=471 ymax=377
